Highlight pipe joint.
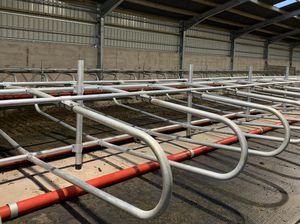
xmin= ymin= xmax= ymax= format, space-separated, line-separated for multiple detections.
xmin=62 ymin=100 xmax=79 ymax=108
xmin=7 ymin=203 xmax=18 ymax=219
xmin=138 ymin=95 xmax=152 ymax=103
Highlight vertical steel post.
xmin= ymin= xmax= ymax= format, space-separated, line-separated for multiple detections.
xmin=282 ymin=66 xmax=289 ymax=112
xmin=74 ymin=60 xmax=84 ymax=170
xmin=230 ymin=35 xmax=235 ymax=71
xmin=96 ymin=4 xmax=104 ymax=79
xmin=289 ymin=46 xmax=294 ymax=68
xmin=246 ymin=66 xmax=253 ymax=121
xmin=179 ymin=22 xmax=185 ymax=78
xmin=264 ymin=41 xmax=269 ymax=70
xmin=186 ymin=64 xmax=193 ymax=137
xmin=285 ymin=66 xmax=289 ymax=81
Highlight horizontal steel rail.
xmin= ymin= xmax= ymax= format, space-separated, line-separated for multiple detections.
xmin=26 ymin=89 xmax=173 ymax=219
xmin=100 ymin=86 xmax=248 ymax=180
xmin=1 ymin=64 xmax=300 ymax=221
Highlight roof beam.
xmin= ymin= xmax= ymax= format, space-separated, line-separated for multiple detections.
xmin=291 ymin=41 xmax=300 ymax=48
xmin=183 ymin=0 xmax=249 ymax=31
xmin=191 ymin=0 xmax=295 ymax=30
xmin=122 ymin=0 xmax=300 ymax=40
xmin=268 ymin=29 xmax=300 ymax=44
xmin=100 ymin=0 xmax=124 ymax=17
xmin=250 ymin=0 xmax=300 ymax=21
xmin=233 ymin=8 xmax=300 ymax=38
xmin=125 ymin=0 xmax=198 ymax=16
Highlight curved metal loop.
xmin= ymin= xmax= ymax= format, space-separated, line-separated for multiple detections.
xmin=66 ymin=73 xmax=76 ymax=81
xmin=101 ymin=85 xmax=248 ymax=180
xmin=30 ymin=89 xmax=173 ymax=220
xmin=146 ymin=97 xmax=248 ymax=180
xmin=0 ymin=127 xmax=171 ymax=220
xmin=66 ymin=105 xmax=173 ymax=219
xmin=1 ymin=73 xmax=17 ymax=82
xmin=201 ymin=93 xmax=291 ymax=156
xmin=88 ymin=73 xmax=100 ymax=81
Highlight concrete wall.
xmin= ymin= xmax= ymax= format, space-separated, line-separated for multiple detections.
xmin=234 ymin=57 xmax=265 ymax=70
xmin=0 ymin=39 xmax=97 ymax=68
xmin=184 ymin=53 xmax=230 ymax=70
xmin=0 ymin=2 xmax=296 ymax=73
xmin=268 ymin=59 xmax=290 ymax=67
xmin=103 ymin=48 xmax=179 ymax=70
xmin=0 ymin=38 xmax=296 ymax=72
xmin=0 ymin=39 xmax=180 ymax=70
xmin=292 ymin=61 xmax=300 ymax=71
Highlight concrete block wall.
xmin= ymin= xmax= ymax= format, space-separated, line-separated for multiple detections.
xmin=0 ymin=38 xmax=296 ymax=72
xmin=0 ymin=39 xmax=97 ymax=68
xmin=0 ymin=3 xmax=297 ymax=73
xmin=0 ymin=39 xmax=180 ymax=70
xmin=234 ymin=57 xmax=265 ymax=70
xmin=293 ymin=61 xmax=300 ymax=70
xmin=268 ymin=59 xmax=290 ymax=67
xmin=103 ymin=48 xmax=179 ymax=70
xmin=184 ymin=53 xmax=230 ymax=70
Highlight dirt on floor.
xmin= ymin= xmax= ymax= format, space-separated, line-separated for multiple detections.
xmin=0 ymin=100 xmax=299 ymax=224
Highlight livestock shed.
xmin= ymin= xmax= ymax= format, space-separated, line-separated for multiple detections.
xmin=0 ymin=0 xmax=299 ymax=223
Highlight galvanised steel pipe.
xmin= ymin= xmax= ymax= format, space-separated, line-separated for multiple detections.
xmin=74 ymin=60 xmax=84 ymax=169
xmin=1 ymin=77 xmax=300 ymax=94
xmin=74 ymin=103 xmax=244 ymax=177
xmin=114 ymin=96 xmax=292 ymax=154
xmin=34 ymin=100 xmax=249 ymax=180
xmin=0 ymin=80 xmax=296 ymax=168
xmin=0 ymin=129 xmax=171 ymax=220
xmin=1 ymin=79 xmax=300 ymax=106
xmin=30 ymin=83 xmax=249 ymax=180
xmin=259 ymin=87 xmax=300 ymax=98
xmin=36 ymin=98 xmax=243 ymax=154
xmin=281 ymin=86 xmax=300 ymax=92
xmin=200 ymin=93 xmax=290 ymax=156
xmin=28 ymin=90 xmax=173 ymax=219
xmin=1 ymin=119 xmax=173 ymax=219
xmin=232 ymin=89 xmax=300 ymax=106
xmin=151 ymin=83 xmax=291 ymax=156
xmin=102 ymin=86 xmax=248 ymax=180
xmin=0 ymin=107 xmax=256 ymax=169
xmin=228 ymin=88 xmax=300 ymax=143
xmin=0 ymin=115 xmax=289 ymax=222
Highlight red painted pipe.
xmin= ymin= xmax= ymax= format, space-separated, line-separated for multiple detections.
xmin=0 ymin=117 xmax=218 ymax=170
xmin=0 ymin=119 xmax=292 ymax=221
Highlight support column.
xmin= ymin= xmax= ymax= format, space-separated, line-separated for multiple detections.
xmin=230 ymin=35 xmax=235 ymax=71
xmin=246 ymin=65 xmax=253 ymax=121
xmin=179 ymin=22 xmax=185 ymax=78
xmin=264 ymin=41 xmax=269 ymax=70
xmin=96 ymin=4 xmax=104 ymax=70
xmin=186 ymin=64 xmax=193 ymax=137
xmin=289 ymin=45 xmax=294 ymax=68
xmin=74 ymin=60 xmax=84 ymax=170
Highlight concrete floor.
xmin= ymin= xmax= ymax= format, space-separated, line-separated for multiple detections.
xmin=0 ymin=103 xmax=299 ymax=224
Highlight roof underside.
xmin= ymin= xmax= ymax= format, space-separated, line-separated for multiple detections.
xmin=67 ymin=0 xmax=300 ymax=44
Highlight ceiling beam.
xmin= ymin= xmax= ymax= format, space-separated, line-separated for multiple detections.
xmin=268 ymin=29 xmax=300 ymax=44
xmin=100 ymin=0 xmax=124 ymax=17
xmin=125 ymin=0 xmax=198 ymax=16
xmin=233 ymin=8 xmax=300 ymax=38
xmin=122 ymin=0 xmax=300 ymax=41
xmin=191 ymin=0 xmax=295 ymax=31
xmin=291 ymin=41 xmax=300 ymax=48
xmin=183 ymin=0 xmax=249 ymax=31
xmin=250 ymin=0 xmax=300 ymax=21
